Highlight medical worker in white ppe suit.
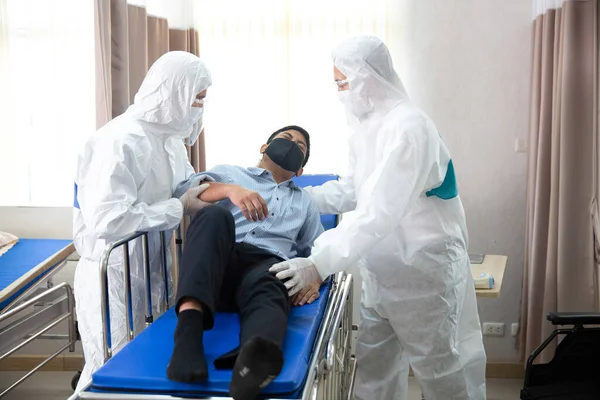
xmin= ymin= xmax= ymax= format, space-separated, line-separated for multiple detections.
xmin=73 ymin=51 xmax=212 ymax=392
xmin=270 ymin=36 xmax=487 ymax=399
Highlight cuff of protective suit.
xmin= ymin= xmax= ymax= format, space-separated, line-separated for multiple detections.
xmin=169 ymin=198 xmax=185 ymax=221
xmin=188 ymin=174 xmax=215 ymax=188
xmin=173 ymin=175 xmax=215 ymax=198
xmin=307 ymin=254 xmax=330 ymax=281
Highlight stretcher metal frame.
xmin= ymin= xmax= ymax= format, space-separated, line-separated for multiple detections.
xmin=70 ymin=227 xmax=357 ymax=400
xmin=0 ymin=242 xmax=77 ymax=398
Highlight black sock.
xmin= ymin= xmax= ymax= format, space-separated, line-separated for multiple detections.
xmin=214 ymin=346 xmax=239 ymax=370
xmin=229 ymin=336 xmax=284 ymax=400
xmin=166 ymin=309 xmax=208 ymax=383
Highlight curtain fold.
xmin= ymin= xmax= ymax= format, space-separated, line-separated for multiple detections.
xmin=111 ymin=0 xmax=131 ymax=118
xmin=147 ymin=16 xmax=169 ymax=68
xmin=596 ymin=0 xmax=600 ymax=312
xmin=94 ymin=0 xmax=111 ymax=129
xmin=520 ymin=0 xmax=598 ymax=363
xmin=126 ymin=4 xmax=147 ymax=106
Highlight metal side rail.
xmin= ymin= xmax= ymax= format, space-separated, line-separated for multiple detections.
xmin=99 ymin=230 xmax=172 ymax=362
xmin=0 ymin=258 xmax=70 ymax=315
xmin=0 ymin=282 xmax=77 ymax=398
xmin=311 ymin=272 xmax=356 ymax=400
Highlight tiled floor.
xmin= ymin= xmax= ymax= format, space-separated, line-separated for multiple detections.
xmin=0 ymin=371 xmax=522 ymax=399
xmin=1 ymin=371 xmax=76 ymax=400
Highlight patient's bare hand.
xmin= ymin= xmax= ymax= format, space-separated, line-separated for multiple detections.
xmin=292 ymin=280 xmax=321 ymax=307
xmin=228 ymin=186 xmax=268 ymax=222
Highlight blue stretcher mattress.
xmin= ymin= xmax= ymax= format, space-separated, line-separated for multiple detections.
xmin=0 ymin=239 xmax=73 ymax=311
xmin=90 ymin=174 xmax=340 ymax=397
xmin=91 ymin=281 xmax=332 ymax=398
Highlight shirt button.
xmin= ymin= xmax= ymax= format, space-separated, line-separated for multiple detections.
xmin=271 ymin=213 xmax=274 ymax=216
xmin=251 ymin=231 xmax=255 ymax=235
xmin=277 ymin=197 xmax=279 ymax=200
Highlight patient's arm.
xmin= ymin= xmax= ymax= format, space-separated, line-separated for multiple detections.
xmin=200 ymin=182 xmax=269 ymax=222
xmin=197 ymin=182 xmax=235 ymax=203
xmin=173 ymin=165 xmax=269 ymax=221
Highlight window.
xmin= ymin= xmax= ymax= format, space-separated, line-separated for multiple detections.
xmin=0 ymin=0 xmax=95 ymax=207
xmin=193 ymin=0 xmax=392 ymax=175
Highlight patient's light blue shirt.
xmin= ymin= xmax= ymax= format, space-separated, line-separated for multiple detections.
xmin=174 ymin=165 xmax=324 ymax=260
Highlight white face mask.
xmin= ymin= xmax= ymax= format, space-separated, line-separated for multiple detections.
xmin=338 ymin=88 xmax=372 ymax=118
xmin=338 ymin=90 xmax=351 ymax=105
xmin=187 ymin=107 xmax=204 ymax=146
xmin=338 ymin=90 xmax=372 ymax=128
xmin=190 ymin=106 xmax=204 ymax=122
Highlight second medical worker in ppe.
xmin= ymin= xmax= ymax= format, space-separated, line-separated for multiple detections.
xmin=270 ymin=36 xmax=487 ymax=399
xmin=73 ymin=51 xmax=212 ymax=391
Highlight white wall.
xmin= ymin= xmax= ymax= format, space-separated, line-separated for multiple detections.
xmin=0 ymin=207 xmax=73 ymax=239
xmin=395 ymin=0 xmax=531 ymax=362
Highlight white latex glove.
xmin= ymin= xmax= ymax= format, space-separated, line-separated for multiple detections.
xmin=179 ymin=183 xmax=211 ymax=216
xmin=269 ymin=258 xmax=321 ymax=297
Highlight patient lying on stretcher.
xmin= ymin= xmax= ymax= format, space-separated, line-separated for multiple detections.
xmin=167 ymin=126 xmax=324 ymax=400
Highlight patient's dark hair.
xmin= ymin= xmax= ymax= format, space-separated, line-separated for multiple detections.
xmin=267 ymin=125 xmax=311 ymax=167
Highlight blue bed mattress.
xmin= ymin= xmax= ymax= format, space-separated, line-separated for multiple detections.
xmin=91 ymin=281 xmax=332 ymax=398
xmin=0 ymin=239 xmax=73 ymax=311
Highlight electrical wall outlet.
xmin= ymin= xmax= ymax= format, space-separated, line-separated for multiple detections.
xmin=511 ymin=323 xmax=519 ymax=337
xmin=482 ymin=322 xmax=505 ymax=337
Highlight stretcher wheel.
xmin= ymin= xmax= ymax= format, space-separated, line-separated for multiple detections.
xmin=71 ymin=371 xmax=81 ymax=391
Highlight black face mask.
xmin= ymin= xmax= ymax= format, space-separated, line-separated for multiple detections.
xmin=264 ymin=138 xmax=305 ymax=173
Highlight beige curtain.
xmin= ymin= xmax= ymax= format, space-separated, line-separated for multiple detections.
xmin=94 ymin=0 xmax=205 ymax=173
xmin=520 ymin=0 xmax=599 ymax=364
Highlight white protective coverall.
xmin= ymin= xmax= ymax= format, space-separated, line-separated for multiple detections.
xmin=306 ymin=37 xmax=487 ymax=399
xmin=73 ymin=51 xmax=211 ymax=391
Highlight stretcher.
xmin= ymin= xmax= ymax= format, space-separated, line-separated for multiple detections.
xmin=0 ymin=238 xmax=77 ymax=397
xmin=70 ymin=174 xmax=357 ymax=400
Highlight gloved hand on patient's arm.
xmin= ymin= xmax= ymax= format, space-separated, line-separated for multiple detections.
xmin=179 ymin=184 xmax=211 ymax=215
xmin=269 ymin=258 xmax=322 ymax=297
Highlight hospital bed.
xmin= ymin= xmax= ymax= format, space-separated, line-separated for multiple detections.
xmin=0 ymin=238 xmax=77 ymax=397
xmin=69 ymin=174 xmax=357 ymax=400
xmin=520 ymin=312 xmax=600 ymax=399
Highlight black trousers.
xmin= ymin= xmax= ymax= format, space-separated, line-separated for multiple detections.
xmin=176 ymin=205 xmax=290 ymax=368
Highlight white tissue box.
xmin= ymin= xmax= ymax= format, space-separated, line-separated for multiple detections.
xmin=473 ymin=272 xmax=494 ymax=289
